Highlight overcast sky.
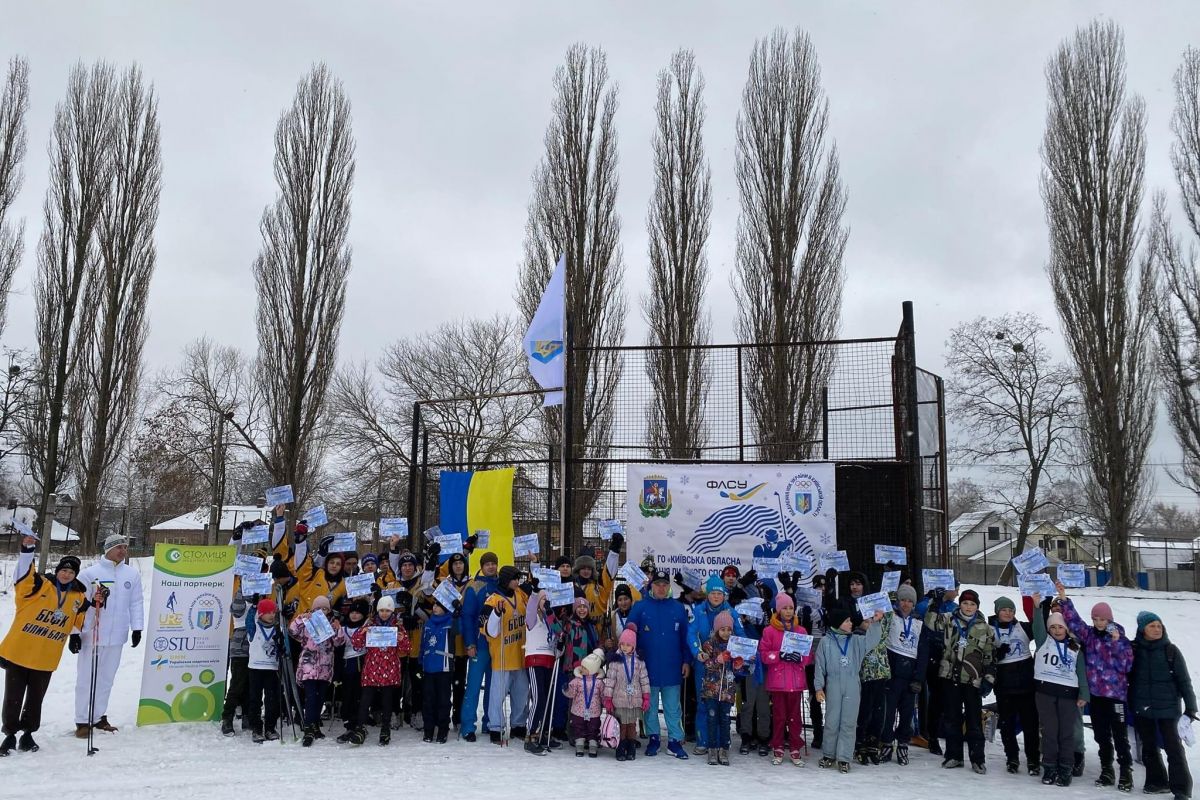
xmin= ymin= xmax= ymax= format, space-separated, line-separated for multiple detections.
xmin=2 ymin=1 xmax=1198 ymax=508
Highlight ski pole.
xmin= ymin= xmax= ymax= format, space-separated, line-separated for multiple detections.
xmin=543 ymin=650 xmax=562 ymax=748
xmin=87 ymin=585 xmax=102 ymax=756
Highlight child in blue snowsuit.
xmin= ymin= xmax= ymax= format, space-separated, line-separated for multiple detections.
xmin=814 ymin=606 xmax=885 ymax=772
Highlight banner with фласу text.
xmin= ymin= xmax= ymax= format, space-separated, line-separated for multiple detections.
xmin=626 ymin=463 xmax=836 ymax=575
xmin=137 ymin=544 xmax=235 ymax=726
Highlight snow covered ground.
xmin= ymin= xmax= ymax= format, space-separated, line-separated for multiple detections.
xmin=2 ymin=560 xmax=1200 ymax=799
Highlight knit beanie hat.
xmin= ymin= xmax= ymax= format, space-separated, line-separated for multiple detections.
xmin=359 ymin=553 xmax=378 ymax=569
xmin=614 ymin=583 xmax=633 ymax=601
xmin=1137 ymin=610 xmax=1161 ymax=635
xmin=826 ymin=608 xmax=851 ymax=630
xmin=555 ymin=555 xmax=573 ymax=568
xmin=896 ymin=584 xmax=918 ymax=604
xmin=1046 ymin=611 xmax=1067 ymax=630
xmin=498 ymin=565 xmax=521 ymax=587
xmin=721 ymin=564 xmax=740 ymax=579
xmin=349 ymin=598 xmax=371 ymax=618
xmin=102 ymin=533 xmax=128 ymax=554
xmin=573 ymin=596 xmax=591 ymax=614
xmin=704 ymin=575 xmax=727 ymax=596
xmin=376 ymin=595 xmax=396 ymax=613
xmin=994 ymin=596 xmax=1016 ymax=614
xmin=55 ymin=555 xmax=81 ymax=575
xmin=1091 ymin=601 xmax=1114 ymax=620
xmin=618 ymin=628 xmax=637 ymax=648
xmin=270 ymin=557 xmax=293 ymax=581
xmin=256 ymin=598 xmax=277 ymax=615
xmin=958 ymin=589 xmax=980 ymax=606
xmin=479 ymin=551 xmax=499 ymax=567
xmin=311 ymin=595 xmax=331 ymax=611
xmin=579 ymin=648 xmax=606 ymax=676
xmin=774 ymin=593 xmax=795 ymax=611
xmin=713 ymin=610 xmax=734 ymax=631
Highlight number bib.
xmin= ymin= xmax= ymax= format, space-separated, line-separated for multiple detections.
xmin=994 ymin=622 xmax=1033 ymax=664
xmin=886 ymin=614 xmax=921 ymax=659
xmin=1033 ymin=637 xmax=1078 ymax=688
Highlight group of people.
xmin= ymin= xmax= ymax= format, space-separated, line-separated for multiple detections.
xmin=0 ymin=516 xmax=1196 ymax=800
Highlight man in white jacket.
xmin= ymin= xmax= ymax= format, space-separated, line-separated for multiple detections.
xmin=74 ymin=534 xmax=144 ymax=737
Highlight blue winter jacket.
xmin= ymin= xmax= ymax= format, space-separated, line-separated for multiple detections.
xmin=626 ymin=594 xmax=691 ymax=687
xmin=421 ymin=612 xmax=455 ymax=674
xmin=460 ymin=572 xmax=499 ymax=649
xmin=688 ymin=600 xmax=746 ymax=660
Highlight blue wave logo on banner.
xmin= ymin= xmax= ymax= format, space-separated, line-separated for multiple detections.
xmin=687 ymin=504 xmax=816 ymax=560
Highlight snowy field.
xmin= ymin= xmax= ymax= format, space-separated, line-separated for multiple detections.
xmin=3 ymin=558 xmax=1200 ymax=799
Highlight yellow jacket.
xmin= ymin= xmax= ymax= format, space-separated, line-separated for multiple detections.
xmin=0 ymin=556 xmax=87 ymax=672
xmin=484 ymin=589 xmax=528 ymax=671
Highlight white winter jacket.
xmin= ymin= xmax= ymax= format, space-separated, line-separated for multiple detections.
xmin=78 ymin=557 xmax=144 ymax=646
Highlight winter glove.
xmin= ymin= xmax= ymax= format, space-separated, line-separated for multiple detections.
xmin=93 ymin=584 xmax=111 ymax=607
xmin=69 ymin=634 xmax=82 ymax=654
xmin=19 ymin=537 xmax=37 ymax=553
xmin=424 ymin=541 xmax=441 ymax=571
xmin=317 ymin=535 xmax=333 ymax=558
xmin=131 ymin=630 xmax=142 ymax=648
xmin=292 ymin=526 xmax=308 ymax=545
xmin=909 ymin=681 xmax=922 ymax=695
xmin=608 ymin=532 xmax=624 ymax=553
xmin=732 ymin=656 xmax=745 ymax=672
xmin=777 ymin=571 xmax=793 ymax=591
xmin=825 ymin=567 xmax=839 ymax=585
xmin=642 ymin=693 xmax=651 ymax=713
xmin=717 ymin=650 xmax=732 ymax=664
xmin=603 ymin=697 xmax=614 ymax=713
xmin=729 ymin=586 xmax=748 ymax=606
xmin=932 ymin=587 xmax=946 ymax=604
xmin=451 ymin=599 xmax=462 ymax=613
xmin=371 ymin=584 xmax=382 ymax=602
xmin=995 ymin=643 xmax=1011 ymax=660
xmin=282 ymin=599 xmax=299 ymax=619
xmin=739 ymin=570 xmax=757 ymax=587
xmin=978 ymin=679 xmax=993 ymax=698
xmin=781 ymin=651 xmax=803 ymax=663
xmin=464 ymin=533 xmax=478 ymax=554
xmin=674 ymin=572 xmax=688 ymax=591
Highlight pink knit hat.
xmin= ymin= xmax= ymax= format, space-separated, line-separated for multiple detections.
xmin=619 ymin=628 xmax=637 ymax=648
xmin=775 ymin=593 xmax=794 ymax=611
xmin=713 ymin=610 xmax=734 ymax=631
xmin=1046 ymin=612 xmax=1067 ymax=630
xmin=1091 ymin=602 xmax=1113 ymax=621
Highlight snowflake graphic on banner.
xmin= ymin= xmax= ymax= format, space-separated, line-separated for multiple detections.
xmin=680 ymin=475 xmax=690 ymax=485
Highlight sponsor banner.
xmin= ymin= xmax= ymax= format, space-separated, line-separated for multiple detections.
xmin=625 ymin=464 xmax=836 ymax=572
xmin=137 ymin=544 xmax=236 ymax=726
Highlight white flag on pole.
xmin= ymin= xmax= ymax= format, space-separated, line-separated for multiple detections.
xmin=522 ymin=254 xmax=566 ymax=407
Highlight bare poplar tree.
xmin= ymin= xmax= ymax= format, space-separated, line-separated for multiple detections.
xmin=517 ymin=44 xmax=624 ymax=552
xmin=946 ymin=313 xmax=1078 ymax=583
xmin=1041 ymin=19 xmax=1155 ymax=586
xmin=72 ymin=65 xmax=160 ymax=550
xmin=0 ymin=57 xmax=30 ymax=341
xmin=27 ymin=63 xmax=116 ymax=564
xmin=1151 ymin=47 xmax=1200 ymax=497
xmin=245 ymin=64 xmax=354 ymax=506
xmin=733 ymin=28 xmax=848 ymax=462
xmin=644 ymin=49 xmax=710 ymax=460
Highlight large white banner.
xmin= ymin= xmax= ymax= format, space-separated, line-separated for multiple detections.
xmin=626 ymin=463 xmax=836 ymax=574
xmin=137 ymin=544 xmax=236 ymax=726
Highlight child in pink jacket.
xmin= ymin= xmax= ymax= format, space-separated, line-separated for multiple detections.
xmin=563 ymin=648 xmax=606 ymax=758
xmin=758 ymin=593 xmax=813 ymax=765
xmin=288 ymin=595 xmax=346 ymax=745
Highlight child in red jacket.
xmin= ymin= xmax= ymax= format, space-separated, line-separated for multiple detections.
xmin=347 ymin=595 xmax=410 ymax=746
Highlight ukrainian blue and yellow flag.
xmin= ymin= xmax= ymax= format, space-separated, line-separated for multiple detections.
xmin=439 ymin=467 xmax=515 ymax=572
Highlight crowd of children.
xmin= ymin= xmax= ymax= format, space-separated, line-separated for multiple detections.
xmin=7 ymin=509 xmax=1187 ymax=796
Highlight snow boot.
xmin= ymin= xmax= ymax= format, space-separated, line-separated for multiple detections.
xmin=251 ymin=726 xmax=265 ymax=744
xmin=645 ymin=734 xmax=660 ymax=757
xmin=1118 ymin=766 xmax=1133 ymax=792
xmin=74 ymin=724 xmax=91 ymax=739
xmin=510 ymin=725 xmax=527 ymax=740
xmin=524 ymin=738 xmax=546 ymax=755
xmin=94 ymin=716 xmax=118 ymax=732
xmin=489 ymin=731 xmax=502 ymax=745
xmin=1142 ymin=786 xmax=1172 ymax=795
xmin=301 ymin=726 xmax=315 ymax=747
xmin=1073 ymin=752 xmax=1085 ymax=777
xmin=838 ymin=760 xmax=850 ymax=773
xmin=220 ymin=718 xmax=235 ymax=737
xmin=739 ymin=735 xmax=753 ymax=755
xmin=667 ymin=739 xmax=689 ymax=759
xmin=588 ymin=739 xmax=599 ymax=758
xmin=708 ymin=748 xmax=719 ymax=766
xmin=616 ymin=741 xmax=629 ymax=762
xmin=758 ymin=742 xmax=770 ymax=757
xmin=791 ymin=751 xmax=805 ymax=767
xmin=693 ymin=743 xmax=708 ymax=756
xmin=878 ymin=743 xmax=894 ymax=763
xmin=1041 ymin=768 xmax=1057 ymax=785
xmin=462 ymin=731 xmax=477 ymax=742
xmin=854 ymin=746 xmax=869 ymax=766
xmin=1007 ymin=760 xmax=1020 ymax=775
xmin=17 ymin=732 xmax=37 ymax=753
xmin=942 ymin=758 xmax=964 ymax=769
xmin=336 ymin=729 xmax=355 ymax=743
xmin=424 ymin=731 xmax=435 ymax=744
xmin=576 ymin=740 xmax=585 ymax=757
xmin=348 ymin=727 xmax=366 ymax=746
xmin=1056 ymin=771 xmax=1073 ymax=787
xmin=0 ymin=734 xmax=14 ymax=756
xmin=628 ymin=740 xmax=637 ymax=761
xmin=897 ymin=745 xmax=910 ymax=766
xmin=818 ymin=755 xmax=837 ymax=769
xmin=263 ymin=727 xmax=279 ymax=741
xmin=717 ymin=748 xmax=729 ymax=766
xmin=1029 ymin=763 xmax=1042 ymax=777
xmin=972 ymin=761 xmax=987 ymax=775
xmin=1097 ymin=765 xmax=1117 ymax=787
xmin=378 ymin=729 xmax=390 ymax=746
xmin=772 ymin=749 xmax=783 ymax=765
xmin=928 ymin=737 xmax=943 ymax=756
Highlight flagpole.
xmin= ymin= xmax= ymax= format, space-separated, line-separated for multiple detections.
xmin=559 ymin=255 xmax=571 ymax=556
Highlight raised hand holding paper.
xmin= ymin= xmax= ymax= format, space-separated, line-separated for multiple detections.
xmin=781 ymin=631 xmax=813 ymax=656
xmin=303 ymin=504 xmax=328 ymax=528
xmin=881 ymin=571 xmax=901 ymax=594
xmin=597 ymin=519 xmax=623 ymax=541
xmin=345 ymin=574 xmax=375 ymax=598
xmin=265 ymin=484 xmax=294 ymax=506
xmin=1012 ymin=547 xmax=1050 ymax=575
xmin=735 ymin=600 xmax=764 ymax=622
xmin=544 ymin=582 xmax=575 ymax=608
xmin=618 ymin=561 xmax=647 ymax=588
xmin=435 ymin=533 xmax=463 ymax=555
xmin=727 ymin=635 xmax=759 ymax=661
xmin=239 ymin=523 xmax=269 ymax=546
xmin=922 ymin=568 xmax=956 ymax=591
xmin=1019 ymin=573 xmax=1056 ymax=596
xmin=681 ymin=568 xmax=708 ymax=590
xmin=819 ymin=550 xmax=850 ymax=573
xmin=752 ymin=557 xmax=782 ymax=577
xmin=434 ymin=580 xmax=461 ymax=610
xmin=1057 ymin=563 xmax=1086 ymax=589
xmin=782 ymin=552 xmax=814 ymax=575
xmin=328 ymin=532 xmax=357 ymax=553
xmin=794 ymin=587 xmax=823 ymax=609
xmin=513 ymin=533 xmax=539 ymax=558
xmin=856 ymin=591 xmax=893 ymax=616
xmin=305 ymin=610 xmax=336 ymax=644
xmin=379 ymin=518 xmax=409 ymax=538
xmin=234 ymin=554 xmax=264 ymax=577
xmin=474 ymin=529 xmax=490 ymax=548
xmin=240 ymin=573 xmax=272 ymax=597
xmin=874 ymin=544 xmax=907 ymax=565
